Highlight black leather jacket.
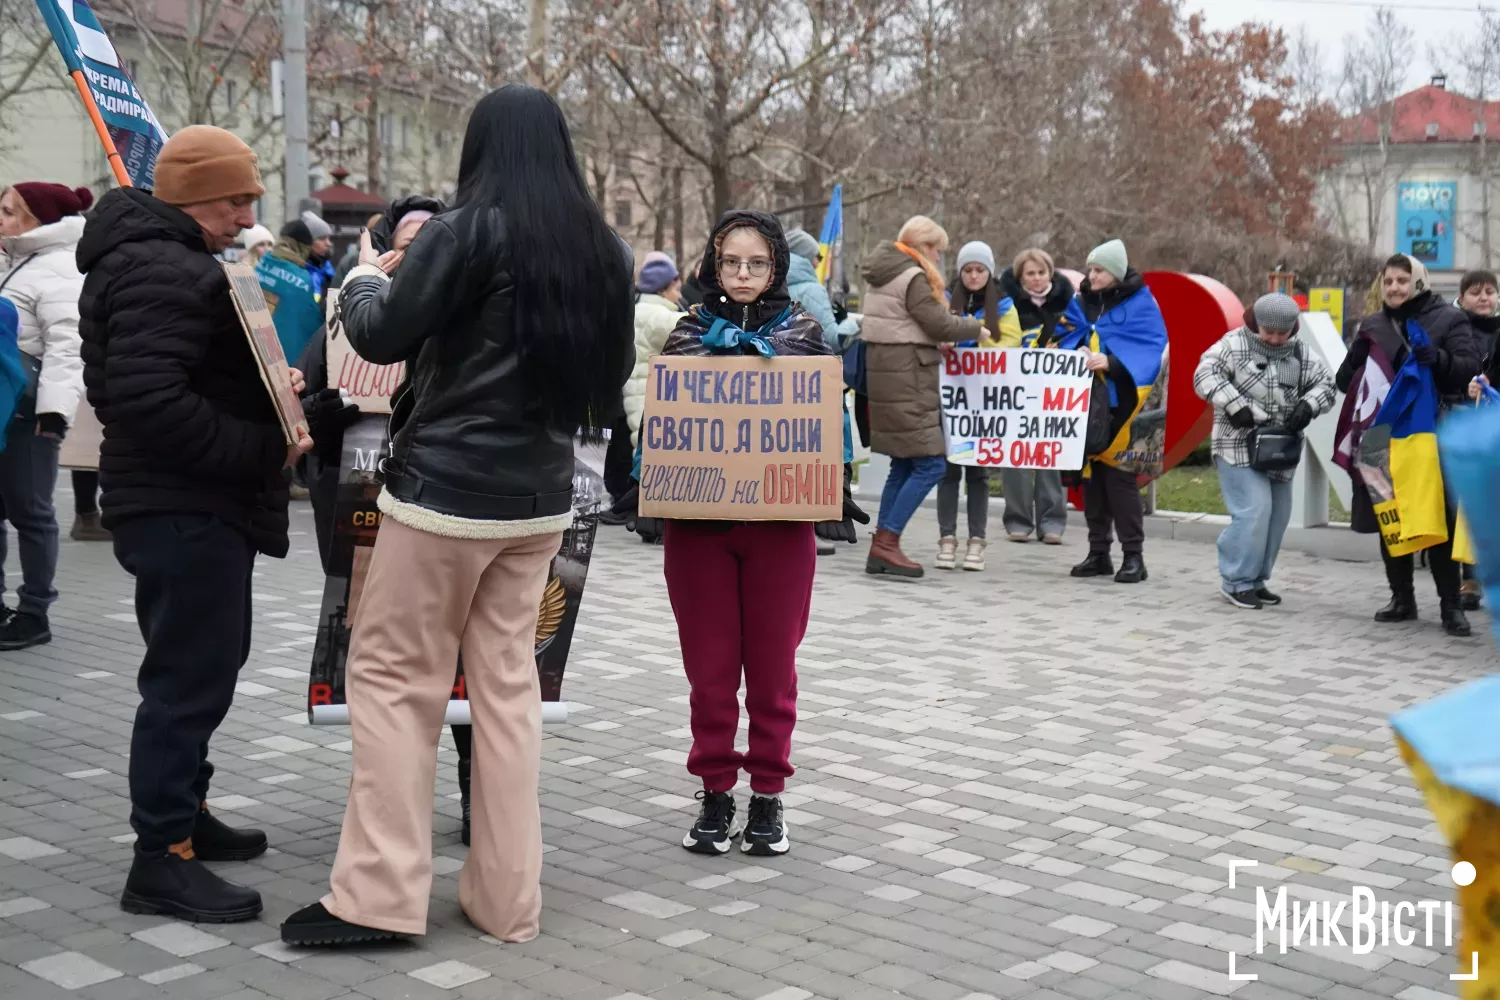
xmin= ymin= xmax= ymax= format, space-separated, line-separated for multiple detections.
xmin=339 ymin=208 xmax=580 ymax=520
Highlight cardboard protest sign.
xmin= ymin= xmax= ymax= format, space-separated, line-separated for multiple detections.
xmin=306 ymin=415 xmax=602 ymax=724
xmin=639 ymin=355 xmax=843 ymax=520
xmin=324 ymin=289 xmax=405 ymax=414
xmin=940 ymin=347 xmax=1093 ymax=470
xmin=222 ymin=261 xmax=311 ymax=443
xmin=59 ymin=402 xmax=103 ymax=470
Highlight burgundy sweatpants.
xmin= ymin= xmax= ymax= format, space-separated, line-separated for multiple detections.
xmin=663 ymin=521 xmax=816 ymax=795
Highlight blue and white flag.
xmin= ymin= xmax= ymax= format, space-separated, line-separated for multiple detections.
xmin=34 ymin=0 xmax=166 ymax=188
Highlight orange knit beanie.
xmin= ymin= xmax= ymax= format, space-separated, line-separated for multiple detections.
xmin=152 ymin=125 xmax=265 ymax=206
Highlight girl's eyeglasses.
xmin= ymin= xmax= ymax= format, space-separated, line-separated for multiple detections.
xmin=719 ymin=256 xmax=773 ymax=278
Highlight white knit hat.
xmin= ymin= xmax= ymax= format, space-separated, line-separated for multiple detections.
xmin=239 ymin=224 xmax=273 ymax=250
xmin=955 ymin=241 xmax=996 ymax=275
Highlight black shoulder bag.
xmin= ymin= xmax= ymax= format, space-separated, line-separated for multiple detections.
xmin=1246 ymin=361 xmax=1302 ymax=473
xmin=0 ymin=255 xmax=43 ymax=422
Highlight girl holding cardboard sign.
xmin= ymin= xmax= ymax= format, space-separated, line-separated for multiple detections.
xmin=660 ymin=210 xmax=859 ymax=859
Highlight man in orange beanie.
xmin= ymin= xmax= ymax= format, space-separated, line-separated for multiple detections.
xmin=76 ymin=124 xmax=313 ymax=923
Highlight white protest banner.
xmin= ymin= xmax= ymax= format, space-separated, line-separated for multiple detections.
xmin=639 ymin=355 xmax=843 ymax=520
xmin=940 ymin=347 xmax=1092 ymax=469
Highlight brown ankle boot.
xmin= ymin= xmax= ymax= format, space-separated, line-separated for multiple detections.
xmin=866 ymin=529 xmax=924 ymax=578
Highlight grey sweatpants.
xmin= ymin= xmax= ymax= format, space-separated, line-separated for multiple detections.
xmin=999 ymin=468 xmax=1067 ymax=539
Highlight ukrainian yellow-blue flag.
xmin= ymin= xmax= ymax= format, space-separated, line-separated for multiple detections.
xmin=1371 ymin=320 xmax=1449 ymax=557
xmin=816 ymin=184 xmax=842 ymax=288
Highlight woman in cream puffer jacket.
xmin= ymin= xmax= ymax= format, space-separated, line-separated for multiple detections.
xmin=622 ymin=252 xmax=685 ymax=446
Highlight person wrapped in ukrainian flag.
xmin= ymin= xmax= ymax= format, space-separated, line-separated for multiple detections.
xmin=1333 ymin=253 xmax=1481 ymax=636
xmin=1054 ymin=239 xmax=1168 ymax=586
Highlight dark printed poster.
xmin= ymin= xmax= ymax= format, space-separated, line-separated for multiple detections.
xmin=307 ymin=415 xmax=605 ymax=722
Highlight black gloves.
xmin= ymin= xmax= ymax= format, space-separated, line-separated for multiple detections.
xmin=1284 ymin=401 xmax=1315 ymax=433
xmin=302 ymin=388 xmax=361 ymax=457
xmin=1411 ymin=342 xmax=1440 ymax=368
xmin=610 ymin=484 xmax=639 ymax=516
xmin=832 ymin=301 xmax=849 ymax=324
xmin=611 ymin=486 xmax=661 ymax=542
xmin=815 ymin=465 xmax=870 ymax=544
xmin=631 ymin=515 xmax=664 ymax=544
xmin=1226 ymin=406 xmax=1257 ymax=430
xmin=36 ymin=413 xmax=67 ymax=439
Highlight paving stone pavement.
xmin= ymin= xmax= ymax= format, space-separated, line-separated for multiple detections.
xmin=0 ymin=495 xmax=1492 ymax=1000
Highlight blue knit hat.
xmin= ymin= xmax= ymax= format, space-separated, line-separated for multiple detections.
xmin=638 ymin=251 xmax=679 ymax=294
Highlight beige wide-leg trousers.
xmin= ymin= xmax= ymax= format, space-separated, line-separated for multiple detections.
xmin=322 ymin=517 xmax=561 ymax=942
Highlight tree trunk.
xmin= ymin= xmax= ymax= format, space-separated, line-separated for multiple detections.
xmin=672 ymin=165 xmax=684 ymax=265
xmin=527 ymin=0 xmax=547 ymax=89
xmin=798 ymin=0 xmax=827 ymax=227
xmin=365 ymin=5 xmax=381 ymax=195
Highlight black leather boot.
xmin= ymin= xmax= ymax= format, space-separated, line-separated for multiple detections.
xmin=1441 ymin=601 xmax=1473 ymax=638
xmin=1114 ymin=553 xmax=1148 ymax=584
xmin=121 ymin=842 xmax=262 ymax=923
xmin=1374 ymin=592 xmax=1418 ymax=623
xmin=193 ymin=806 xmax=267 ymax=861
xmin=1070 ymin=551 xmax=1114 ymax=578
xmin=458 ymin=757 xmax=472 ymax=847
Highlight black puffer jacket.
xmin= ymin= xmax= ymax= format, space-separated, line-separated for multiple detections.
xmin=1337 ymin=290 xmax=1480 ymax=400
xmin=999 ymin=267 xmax=1076 ymax=341
xmin=76 ymin=188 xmax=290 ymax=556
xmin=338 ymin=207 xmax=630 ymax=519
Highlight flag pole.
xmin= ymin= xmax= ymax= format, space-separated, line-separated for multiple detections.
xmin=69 ymin=71 xmax=131 ymax=188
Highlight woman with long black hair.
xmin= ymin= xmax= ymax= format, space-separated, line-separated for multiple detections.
xmin=282 ymin=85 xmax=634 ymax=947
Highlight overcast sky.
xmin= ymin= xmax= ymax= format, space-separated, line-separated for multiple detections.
xmin=1186 ymin=0 xmax=1480 ymax=94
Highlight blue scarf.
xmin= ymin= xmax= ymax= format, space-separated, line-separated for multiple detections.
xmin=697 ymin=306 xmax=791 ymax=358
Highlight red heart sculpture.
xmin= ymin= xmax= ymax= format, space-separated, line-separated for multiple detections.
xmin=1063 ymin=271 xmax=1244 ymax=508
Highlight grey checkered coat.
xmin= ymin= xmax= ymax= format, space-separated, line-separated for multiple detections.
xmin=1193 ymin=327 xmax=1337 ymax=482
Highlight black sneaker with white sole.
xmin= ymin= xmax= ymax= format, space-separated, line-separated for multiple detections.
xmin=741 ymin=794 xmax=789 ymax=856
xmin=1255 ymin=587 xmax=1282 ymax=606
xmin=682 ymin=790 xmax=739 ymax=855
xmin=1221 ymin=587 xmax=1262 ymax=610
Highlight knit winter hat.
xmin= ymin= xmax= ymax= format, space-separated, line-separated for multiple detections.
xmin=1085 ymin=239 xmax=1129 ymax=281
xmin=152 ymin=125 xmax=264 ymax=206
xmin=300 ymin=211 xmax=332 ymax=240
xmin=239 ymin=224 xmax=273 ymax=250
xmin=279 ymin=218 xmax=315 ymax=245
xmin=638 ymin=251 xmax=679 ymax=294
xmin=1252 ymin=293 xmax=1301 ymax=333
xmin=784 ymin=227 xmax=821 ymax=262
xmin=955 ymin=241 xmax=996 ymax=276
xmin=10 ymin=183 xmax=93 ymax=226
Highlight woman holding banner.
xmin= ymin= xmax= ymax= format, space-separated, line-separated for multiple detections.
xmin=1060 ymin=239 xmax=1167 ymax=585
xmin=282 ymin=85 xmax=634 ymax=947
xmin=861 ymin=216 xmax=984 ymax=578
xmin=661 ymin=210 xmax=839 ymax=859
xmin=998 ymin=248 xmax=1080 ymax=545
xmin=934 ymin=240 xmax=1021 ymax=572
xmin=1335 ymin=254 xmax=1479 ymax=636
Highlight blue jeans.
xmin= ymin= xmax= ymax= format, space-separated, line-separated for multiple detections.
xmin=1215 ymin=458 xmax=1292 ymax=592
xmin=0 ymin=421 xmax=61 ymax=618
xmin=878 ymin=456 xmax=946 ymax=534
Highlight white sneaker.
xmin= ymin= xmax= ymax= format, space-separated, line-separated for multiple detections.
xmin=963 ymin=538 xmax=987 ymax=572
xmin=935 ymin=536 xmax=958 ymax=570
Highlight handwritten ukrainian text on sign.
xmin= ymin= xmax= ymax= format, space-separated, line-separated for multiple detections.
xmin=940 ymin=347 xmax=1093 ymax=469
xmin=325 ymin=292 xmax=404 ymax=415
xmin=639 ymin=355 xmax=843 ymax=520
